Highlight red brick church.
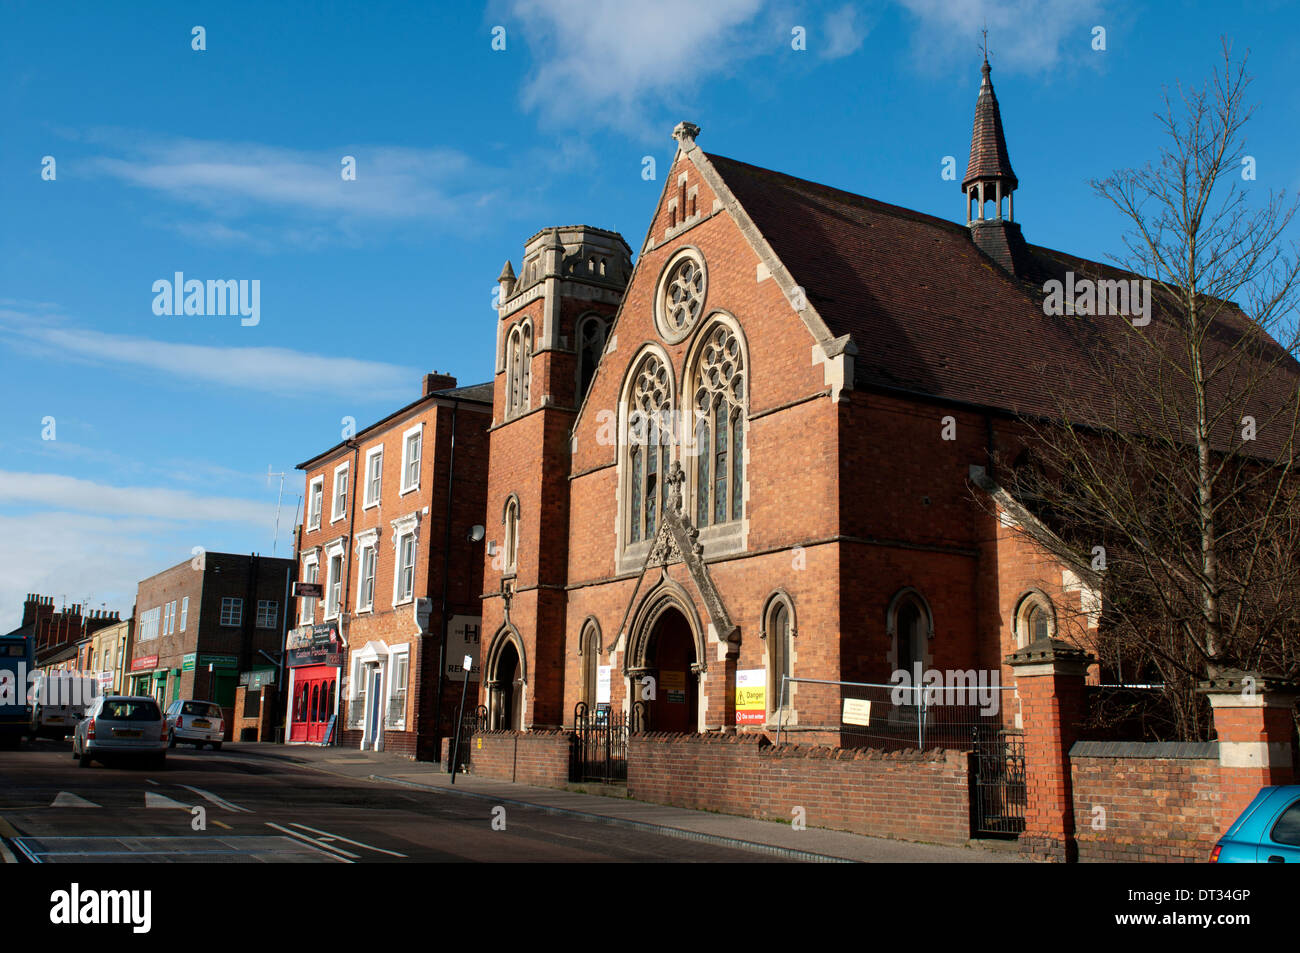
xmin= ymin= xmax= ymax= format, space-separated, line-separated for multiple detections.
xmin=477 ymin=54 xmax=1099 ymax=736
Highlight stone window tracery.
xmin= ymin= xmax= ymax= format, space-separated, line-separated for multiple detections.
xmin=692 ymin=321 xmax=745 ymax=528
xmin=627 ymin=353 xmax=673 ymax=544
xmin=655 ymin=249 xmax=706 ymax=342
xmin=506 ymin=320 xmax=532 ymax=418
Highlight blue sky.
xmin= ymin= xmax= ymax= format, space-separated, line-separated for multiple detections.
xmin=2 ymin=0 xmax=1298 ymax=630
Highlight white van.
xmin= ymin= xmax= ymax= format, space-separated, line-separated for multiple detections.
xmin=30 ymin=672 xmax=100 ymax=739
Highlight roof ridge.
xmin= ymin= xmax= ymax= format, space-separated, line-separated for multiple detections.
xmin=704 ymin=152 xmax=971 ymax=237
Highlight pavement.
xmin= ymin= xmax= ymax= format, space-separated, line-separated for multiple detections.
xmin=232 ymin=741 xmax=1024 ymax=863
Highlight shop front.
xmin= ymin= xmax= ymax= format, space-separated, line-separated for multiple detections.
xmin=286 ymin=622 xmax=341 ymax=744
xmin=127 ymin=654 xmax=169 ymax=703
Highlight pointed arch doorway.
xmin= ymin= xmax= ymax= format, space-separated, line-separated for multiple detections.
xmin=629 ymin=600 xmax=702 ymax=733
xmin=485 ymin=631 xmax=525 ymax=730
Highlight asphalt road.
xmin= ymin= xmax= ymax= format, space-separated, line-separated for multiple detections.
xmin=0 ymin=738 xmax=786 ymax=863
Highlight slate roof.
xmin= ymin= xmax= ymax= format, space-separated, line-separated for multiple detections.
xmin=432 ymin=381 xmax=493 ymax=403
xmin=705 ymin=152 xmax=1300 ymax=456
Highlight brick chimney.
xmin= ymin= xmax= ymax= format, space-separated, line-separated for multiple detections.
xmin=423 ymin=372 xmax=458 ymax=397
xmin=22 ymin=593 xmax=40 ymax=628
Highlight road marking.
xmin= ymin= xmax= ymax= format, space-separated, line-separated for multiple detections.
xmin=176 ymin=784 xmax=253 ymax=813
xmin=0 ymin=818 xmax=16 ymax=864
xmin=13 ymin=835 xmax=343 ymax=863
xmin=50 ymin=792 xmax=100 ymax=808
xmin=145 ymin=778 xmax=159 ymax=786
xmin=264 ymin=822 xmax=359 ymax=860
xmin=211 ymin=820 xmax=232 ymax=830
xmin=145 ymin=792 xmax=192 ymax=810
xmin=289 ymin=822 xmax=408 ymax=858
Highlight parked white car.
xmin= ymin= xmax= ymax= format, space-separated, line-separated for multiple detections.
xmin=165 ymin=699 xmax=225 ymax=749
xmin=72 ymin=695 xmax=167 ymax=768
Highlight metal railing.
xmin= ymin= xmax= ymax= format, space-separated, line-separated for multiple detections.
xmin=569 ymin=702 xmax=629 ymax=784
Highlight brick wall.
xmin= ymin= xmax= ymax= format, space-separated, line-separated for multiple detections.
xmin=629 ymin=732 xmax=973 ymax=847
xmin=466 ymin=729 xmax=571 ymax=787
xmin=1071 ymin=742 xmax=1222 ymax=862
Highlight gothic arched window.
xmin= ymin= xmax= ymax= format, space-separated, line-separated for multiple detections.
xmin=764 ymin=593 xmax=795 ymax=714
xmin=691 ymin=319 xmax=746 ymax=528
xmin=886 ymin=588 xmax=934 ymax=687
xmin=506 ymin=321 xmax=532 ymax=418
xmin=896 ymin=602 xmax=923 ymax=677
xmin=502 ymin=496 xmax=520 ymax=573
xmin=576 ymin=315 xmax=607 ymax=402
xmin=1015 ymin=592 xmax=1055 ymax=648
xmin=626 ymin=352 xmax=673 ymax=544
xmin=579 ymin=620 xmax=601 ymax=708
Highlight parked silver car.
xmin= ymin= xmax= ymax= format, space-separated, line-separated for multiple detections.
xmin=164 ymin=699 xmax=225 ymax=749
xmin=72 ymin=695 xmax=167 ymax=768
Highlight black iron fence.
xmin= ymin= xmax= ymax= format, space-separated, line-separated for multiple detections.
xmin=453 ymin=705 xmax=487 ymax=773
xmin=971 ymin=729 xmax=1026 ymax=836
xmin=569 ymin=702 xmax=628 ymax=784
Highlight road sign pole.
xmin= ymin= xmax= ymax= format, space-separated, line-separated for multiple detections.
xmin=449 ymin=655 xmax=473 ymax=784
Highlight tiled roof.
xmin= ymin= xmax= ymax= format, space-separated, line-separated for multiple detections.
xmin=705 ymin=152 xmax=1300 ymax=455
xmin=963 ymin=60 xmax=1017 ymax=191
xmin=432 ymin=381 xmax=494 ymax=403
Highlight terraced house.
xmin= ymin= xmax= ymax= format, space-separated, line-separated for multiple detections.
xmin=294 ymin=374 xmax=490 ymax=758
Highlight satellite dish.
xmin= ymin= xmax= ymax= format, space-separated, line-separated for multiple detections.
xmin=467 ymin=524 xmax=486 ymax=543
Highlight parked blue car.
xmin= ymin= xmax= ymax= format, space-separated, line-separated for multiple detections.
xmin=1212 ymin=786 xmax=1300 ymax=862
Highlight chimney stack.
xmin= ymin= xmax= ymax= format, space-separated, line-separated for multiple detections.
xmin=423 ymin=372 xmax=458 ymax=397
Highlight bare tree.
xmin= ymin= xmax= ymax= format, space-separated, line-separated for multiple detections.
xmin=997 ymin=41 xmax=1300 ymax=739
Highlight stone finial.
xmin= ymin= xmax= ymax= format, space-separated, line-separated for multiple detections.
xmin=497 ymin=260 xmax=516 ymax=302
xmin=672 ymin=121 xmax=701 ymax=146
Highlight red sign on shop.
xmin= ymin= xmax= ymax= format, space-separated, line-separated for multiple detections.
xmin=130 ymin=655 xmax=159 ymax=672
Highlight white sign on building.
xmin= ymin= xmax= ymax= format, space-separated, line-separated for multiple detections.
xmin=448 ymin=615 xmax=482 ymax=682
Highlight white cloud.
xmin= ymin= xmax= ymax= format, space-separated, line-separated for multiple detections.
xmin=0 ymin=312 xmax=419 ymax=402
xmin=507 ymin=0 xmax=768 ymax=135
xmin=0 ymin=512 xmax=160 ymax=632
xmin=821 ymin=4 xmax=869 ymax=60
xmin=896 ymin=0 xmax=1104 ymax=74
xmin=0 ymin=471 xmax=276 ymax=524
xmin=0 ymin=478 xmax=288 ymax=631
xmin=90 ymin=137 xmax=483 ymax=219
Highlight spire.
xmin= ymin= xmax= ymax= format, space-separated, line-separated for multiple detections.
xmin=962 ymin=43 xmax=1030 ymax=277
xmin=962 ymin=45 xmax=1017 ymax=224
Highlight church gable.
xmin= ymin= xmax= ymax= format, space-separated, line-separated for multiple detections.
xmin=566 ymin=125 xmax=845 ymax=585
